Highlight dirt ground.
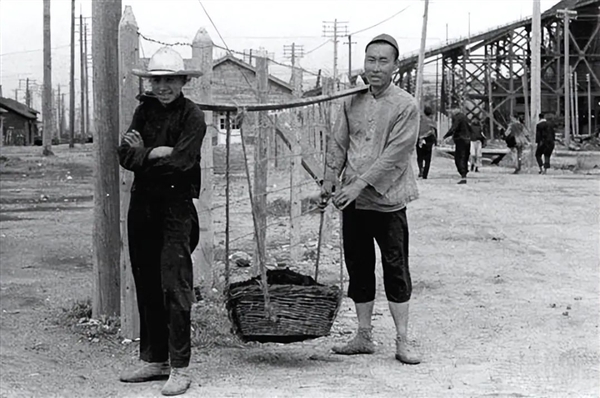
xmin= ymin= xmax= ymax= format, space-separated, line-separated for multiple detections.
xmin=0 ymin=144 xmax=598 ymax=398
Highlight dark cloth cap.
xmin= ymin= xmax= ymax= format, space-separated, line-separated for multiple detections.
xmin=366 ymin=34 xmax=399 ymax=56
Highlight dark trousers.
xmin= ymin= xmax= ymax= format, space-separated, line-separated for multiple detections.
xmin=416 ymin=144 xmax=433 ymax=179
xmin=535 ymin=142 xmax=554 ymax=169
xmin=454 ymin=140 xmax=471 ymax=178
xmin=127 ymin=194 xmax=199 ymax=368
xmin=342 ymin=203 xmax=412 ymax=304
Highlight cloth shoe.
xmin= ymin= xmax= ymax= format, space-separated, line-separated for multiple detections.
xmin=161 ymin=367 xmax=192 ymax=396
xmin=332 ymin=327 xmax=375 ymax=355
xmin=120 ymin=361 xmax=170 ymax=383
xmin=395 ymin=336 xmax=421 ymax=365
xmin=457 ymin=179 xmax=467 ymax=184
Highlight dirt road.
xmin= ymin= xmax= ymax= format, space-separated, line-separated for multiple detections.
xmin=0 ymin=146 xmax=598 ymax=398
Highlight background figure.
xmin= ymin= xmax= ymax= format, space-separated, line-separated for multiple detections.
xmin=469 ymin=119 xmax=486 ymax=172
xmin=443 ymin=109 xmax=472 ymax=184
xmin=504 ymin=115 xmax=529 ymax=174
xmin=535 ymin=113 xmax=556 ymax=174
xmin=416 ymin=106 xmax=437 ymax=179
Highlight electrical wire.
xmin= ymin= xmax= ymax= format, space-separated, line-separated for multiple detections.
xmin=349 ymin=4 xmax=414 ymax=36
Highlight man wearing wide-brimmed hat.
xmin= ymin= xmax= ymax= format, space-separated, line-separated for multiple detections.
xmin=117 ymin=46 xmax=205 ymax=396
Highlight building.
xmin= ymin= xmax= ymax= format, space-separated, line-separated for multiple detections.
xmin=0 ymin=97 xmax=39 ymax=146
xmin=209 ymin=54 xmax=294 ymax=145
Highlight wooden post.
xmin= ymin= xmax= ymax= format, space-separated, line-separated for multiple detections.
xmin=487 ymin=56 xmax=495 ymax=139
xmin=561 ymin=10 xmax=572 ymax=146
xmin=70 ymin=0 xmax=76 ymax=148
xmin=118 ymin=5 xmax=139 ymax=339
xmin=574 ymin=71 xmax=579 ymax=136
xmin=414 ymin=0 xmax=429 ymax=110
xmin=587 ymin=74 xmax=592 ymax=135
xmin=508 ymin=32 xmax=515 ymax=117
xmin=290 ymin=66 xmax=303 ymax=264
xmin=530 ymin=0 xmax=541 ymax=164
xmin=42 ymin=0 xmax=54 ymax=156
xmin=84 ymin=21 xmax=90 ymax=139
xmin=191 ymin=28 xmax=214 ymax=293
xmin=80 ymin=13 xmax=86 ymax=144
xmin=253 ymin=52 xmax=269 ymax=273
xmin=321 ymin=77 xmax=335 ymax=246
xmin=92 ymin=0 xmax=122 ymax=318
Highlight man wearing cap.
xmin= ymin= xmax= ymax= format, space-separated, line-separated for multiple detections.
xmin=117 ymin=46 xmax=206 ymax=396
xmin=320 ymin=33 xmax=421 ymax=364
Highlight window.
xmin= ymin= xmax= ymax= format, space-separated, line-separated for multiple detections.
xmin=218 ymin=111 xmax=240 ymax=131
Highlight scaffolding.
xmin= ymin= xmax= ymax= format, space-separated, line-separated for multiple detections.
xmin=393 ymin=0 xmax=600 ymax=140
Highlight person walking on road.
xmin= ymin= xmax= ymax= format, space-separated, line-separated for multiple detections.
xmin=504 ymin=116 xmax=529 ymax=174
xmin=469 ymin=119 xmax=486 ymax=173
xmin=443 ymin=109 xmax=472 ymax=184
xmin=416 ymin=106 xmax=437 ymax=179
xmin=535 ymin=113 xmax=556 ymax=174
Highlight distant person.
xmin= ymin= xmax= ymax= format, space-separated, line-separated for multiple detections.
xmin=117 ymin=47 xmax=206 ymax=397
xmin=504 ymin=116 xmax=529 ymax=174
xmin=416 ymin=106 xmax=437 ymax=179
xmin=535 ymin=113 xmax=555 ymax=174
xmin=443 ymin=109 xmax=472 ymax=184
xmin=469 ymin=119 xmax=486 ymax=172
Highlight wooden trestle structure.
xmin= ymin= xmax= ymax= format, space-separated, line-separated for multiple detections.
xmin=393 ymin=0 xmax=599 ymax=140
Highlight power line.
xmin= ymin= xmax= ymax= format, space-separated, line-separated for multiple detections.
xmin=350 ymin=4 xmax=414 ymax=36
xmin=1 ymin=44 xmax=71 ymax=57
xmin=304 ymin=39 xmax=331 ymax=55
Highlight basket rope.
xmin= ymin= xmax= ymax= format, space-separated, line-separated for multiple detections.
xmin=224 ymin=108 xmax=344 ymax=319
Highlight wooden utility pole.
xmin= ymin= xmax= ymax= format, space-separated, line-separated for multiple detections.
xmin=69 ymin=0 xmax=75 ymax=148
xmin=558 ymin=8 xmax=577 ymax=146
xmin=343 ymin=35 xmax=356 ymax=85
xmin=84 ymin=21 xmax=90 ymax=138
xmin=80 ymin=13 xmax=86 ymax=143
xmin=587 ymin=73 xmax=592 ymax=135
xmin=92 ymin=0 xmax=122 ymax=318
xmin=119 ymin=5 xmax=139 ymax=338
xmin=191 ymin=27 xmax=215 ymax=293
xmin=42 ymin=0 xmax=54 ymax=156
xmin=323 ymin=19 xmax=349 ymax=90
xmin=414 ymin=0 xmax=430 ymax=110
xmin=530 ymin=0 xmax=541 ymax=159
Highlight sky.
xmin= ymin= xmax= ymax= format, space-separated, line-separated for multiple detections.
xmin=1 ymin=0 xmax=558 ymax=111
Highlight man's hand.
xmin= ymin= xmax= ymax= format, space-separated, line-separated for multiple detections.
xmin=318 ymin=180 xmax=335 ymax=210
xmin=332 ymin=179 xmax=367 ymax=210
xmin=122 ymin=130 xmax=143 ymax=148
xmin=148 ymin=146 xmax=173 ymax=160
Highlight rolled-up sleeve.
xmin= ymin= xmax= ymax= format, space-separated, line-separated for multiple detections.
xmin=359 ymin=101 xmax=419 ymax=195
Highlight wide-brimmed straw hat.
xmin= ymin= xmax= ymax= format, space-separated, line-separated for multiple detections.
xmin=132 ymin=47 xmax=203 ymax=78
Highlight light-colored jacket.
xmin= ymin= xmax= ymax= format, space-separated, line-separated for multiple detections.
xmin=325 ymin=84 xmax=419 ymax=212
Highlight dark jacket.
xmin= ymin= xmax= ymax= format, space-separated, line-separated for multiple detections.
xmin=536 ymin=120 xmax=555 ymax=145
xmin=444 ymin=112 xmax=472 ymax=142
xmin=469 ymin=123 xmax=486 ymax=144
xmin=118 ymin=93 xmax=207 ymax=198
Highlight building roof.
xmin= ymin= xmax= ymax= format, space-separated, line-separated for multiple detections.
xmin=213 ymin=54 xmax=293 ymax=92
xmin=0 ymin=97 xmax=39 ymax=120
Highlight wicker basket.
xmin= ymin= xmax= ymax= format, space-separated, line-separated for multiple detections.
xmin=226 ymin=269 xmax=342 ymax=343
